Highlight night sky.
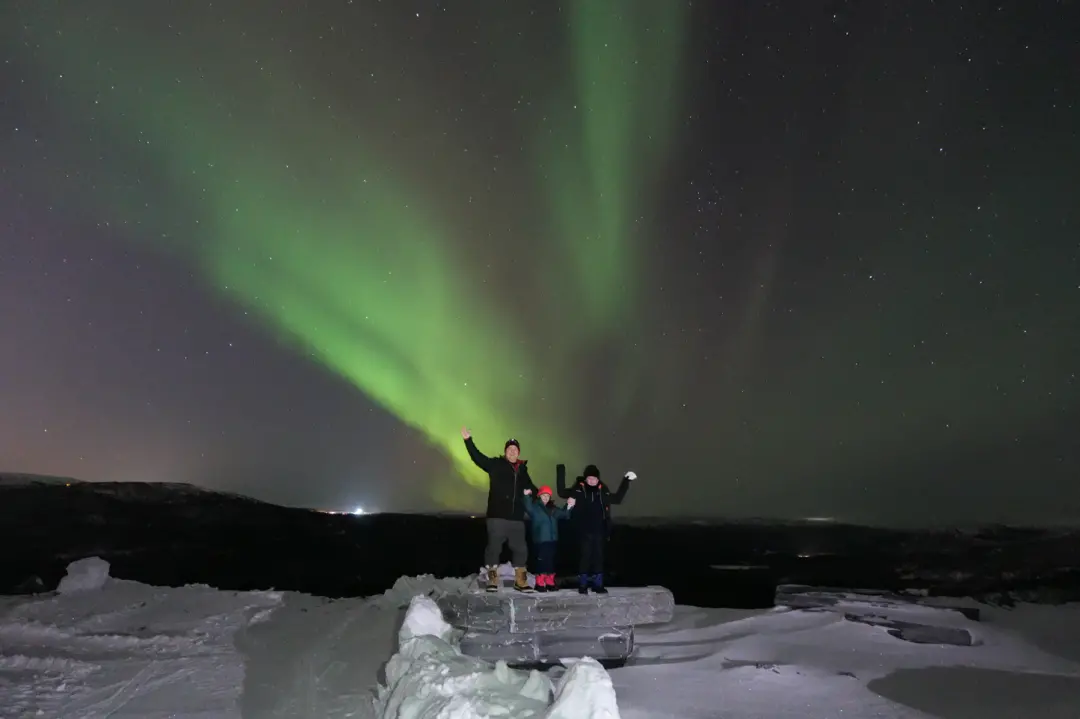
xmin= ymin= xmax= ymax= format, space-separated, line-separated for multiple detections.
xmin=2 ymin=1 xmax=1077 ymax=526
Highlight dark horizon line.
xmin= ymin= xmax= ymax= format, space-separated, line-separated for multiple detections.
xmin=3 ymin=471 xmax=1078 ymax=533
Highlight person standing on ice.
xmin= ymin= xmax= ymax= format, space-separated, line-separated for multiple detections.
xmin=521 ymin=485 xmax=576 ymax=592
xmin=461 ymin=427 xmax=537 ymax=592
xmin=556 ymin=463 xmax=635 ymax=594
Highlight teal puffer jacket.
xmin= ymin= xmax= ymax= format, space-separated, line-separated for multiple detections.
xmin=524 ymin=496 xmax=571 ymax=543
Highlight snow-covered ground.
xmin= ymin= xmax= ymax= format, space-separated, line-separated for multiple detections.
xmin=1 ymin=559 xmax=1079 ymax=718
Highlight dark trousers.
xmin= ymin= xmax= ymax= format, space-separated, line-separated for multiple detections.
xmin=485 ymin=518 xmax=528 ymax=567
xmin=534 ymin=541 xmax=557 ymax=573
xmin=579 ymin=532 xmax=606 ymax=575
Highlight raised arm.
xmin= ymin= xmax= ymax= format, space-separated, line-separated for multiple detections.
xmin=608 ymin=471 xmax=635 ymax=505
xmin=522 ymin=492 xmax=541 ymax=519
xmin=555 ymin=464 xmax=574 ymax=498
xmin=521 ymin=463 xmax=538 ymax=494
xmin=461 ymin=428 xmax=494 ymax=472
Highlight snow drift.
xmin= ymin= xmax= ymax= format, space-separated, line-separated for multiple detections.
xmin=56 ymin=556 xmax=111 ymax=594
xmin=3 ymin=558 xmax=1080 ymax=718
xmin=0 ymin=557 xmax=283 ymax=717
xmin=375 ymin=594 xmax=621 ymax=719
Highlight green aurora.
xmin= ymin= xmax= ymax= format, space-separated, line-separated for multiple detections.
xmin=12 ymin=1 xmax=690 ymax=506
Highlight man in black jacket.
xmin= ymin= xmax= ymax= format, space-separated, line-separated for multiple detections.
xmin=461 ymin=427 xmax=538 ymax=592
xmin=556 ymin=463 xmax=635 ymax=593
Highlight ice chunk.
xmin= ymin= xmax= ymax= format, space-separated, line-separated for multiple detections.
xmin=437 ymin=586 xmax=674 ymax=634
xmin=775 ymin=584 xmax=980 ymax=621
xmin=377 ymin=634 xmax=553 ymax=718
xmin=459 ymin=626 xmax=634 ymax=666
xmin=889 ymin=625 xmax=974 ymax=646
xmin=377 ymin=596 xmax=552 ymax=718
xmin=56 ymin=556 xmax=111 ymax=594
xmin=374 ymin=574 xmax=475 ymax=609
xmin=377 ymin=594 xmax=625 ymax=718
xmin=547 ymin=657 xmax=622 ymax=719
xmin=843 ymin=613 xmax=975 ymax=646
xmin=398 ymin=595 xmax=455 ymax=644
xmin=775 ymin=584 xmax=920 ymax=611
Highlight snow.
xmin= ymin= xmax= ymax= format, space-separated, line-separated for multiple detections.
xmin=396 ymin=595 xmax=454 ymax=645
xmin=0 ymin=560 xmax=282 ymax=717
xmin=613 ymin=604 xmax=1080 ymax=718
xmin=56 ymin=556 xmax=112 ymax=594
xmin=375 ymin=574 xmax=477 ymax=608
xmin=545 ymin=659 xmax=620 ymax=719
xmin=377 ymin=596 xmax=553 ymax=718
xmin=1 ymin=558 xmax=1079 ymax=718
xmin=377 ymin=595 xmax=621 ymax=719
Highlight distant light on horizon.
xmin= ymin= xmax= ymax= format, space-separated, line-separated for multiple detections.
xmin=803 ymin=517 xmax=836 ymax=523
xmin=314 ymin=506 xmax=375 ymax=516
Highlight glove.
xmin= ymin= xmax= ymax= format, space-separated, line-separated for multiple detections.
xmin=624 ymin=471 xmax=637 ymax=481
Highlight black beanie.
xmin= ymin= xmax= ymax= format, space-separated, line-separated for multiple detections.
xmin=504 ymin=438 xmax=520 ymax=450
xmin=583 ymin=464 xmax=600 ymax=479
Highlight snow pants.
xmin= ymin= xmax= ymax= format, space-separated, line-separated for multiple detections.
xmin=485 ymin=518 xmax=528 ymax=567
xmin=578 ymin=532 xmax=606 ymax=575
xmin=534 ymin=541 xmax=558 ymax=573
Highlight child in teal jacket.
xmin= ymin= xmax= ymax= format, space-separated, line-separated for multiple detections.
xmin=523 ymin=484 xmax=575 ymax=592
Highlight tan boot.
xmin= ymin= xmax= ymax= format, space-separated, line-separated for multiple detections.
xmin=485 ymin=566 xmax=500 ymax=592
xmin=513 ymin=566 xmax=532 ymax=592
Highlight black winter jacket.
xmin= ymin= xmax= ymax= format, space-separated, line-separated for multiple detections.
xmin=555 ymin=464 xmax=630 ymax=533
xmin=465 ymin=437 xmax=538 ymax=521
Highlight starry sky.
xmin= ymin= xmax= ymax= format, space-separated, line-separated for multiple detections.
xmin=2 ymin=1 xmax=1077 ymax=527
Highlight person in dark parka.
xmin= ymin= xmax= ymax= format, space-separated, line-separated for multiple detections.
xmin=461 ymin=427 xmax=538 ymax=592
xmin=556 ymin=463 xmax=636 ymax=593
xmin=522 ymin=485 xmax=575 ymax=592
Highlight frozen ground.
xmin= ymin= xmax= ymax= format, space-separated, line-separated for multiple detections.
xmin=1 ymin=559 xmax=1079 ymax=718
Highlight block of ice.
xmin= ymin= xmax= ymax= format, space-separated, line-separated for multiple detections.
xmin=437 ymin=586 xmax=674 ymax=635
xmin=459 ymin=626 xmax=634 ymax=665
xmin=843 ymin=612 xmax=975 ymax=646
xmin=775 ymin=584 xmax=980 ymax=621
xmin=57 ymin=556 xmax=111 ymax=594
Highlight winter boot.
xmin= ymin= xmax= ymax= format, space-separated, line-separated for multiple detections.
xmin=578 ymin=574 xmax=590 ymax=595
xmin=514 ymin=566 xmax=533 ymax=592
xmin=592 ymin=573 xmax=608 ymax=594
xmin=485 ymin=566 xmax=500 ymax=592
xmin=546 ymin=574 xmax=558 ymax=591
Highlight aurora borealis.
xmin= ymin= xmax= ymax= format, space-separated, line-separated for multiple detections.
xmin=2 ymin=1 xmax=1078 ymax=525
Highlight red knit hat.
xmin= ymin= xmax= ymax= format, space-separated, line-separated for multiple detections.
xmin=537 ymin=485 xmax=553 ymax=497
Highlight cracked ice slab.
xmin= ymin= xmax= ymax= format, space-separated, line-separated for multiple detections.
xmin=774 ymin=584 xmax=981 ymax=621
xmin=843 ymin=613 xmax=975 ymax=646
xmin=459 ymin=626 xmax=634 ymax=665
xmin=436 ymin=586 xmax=674 ymax=634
